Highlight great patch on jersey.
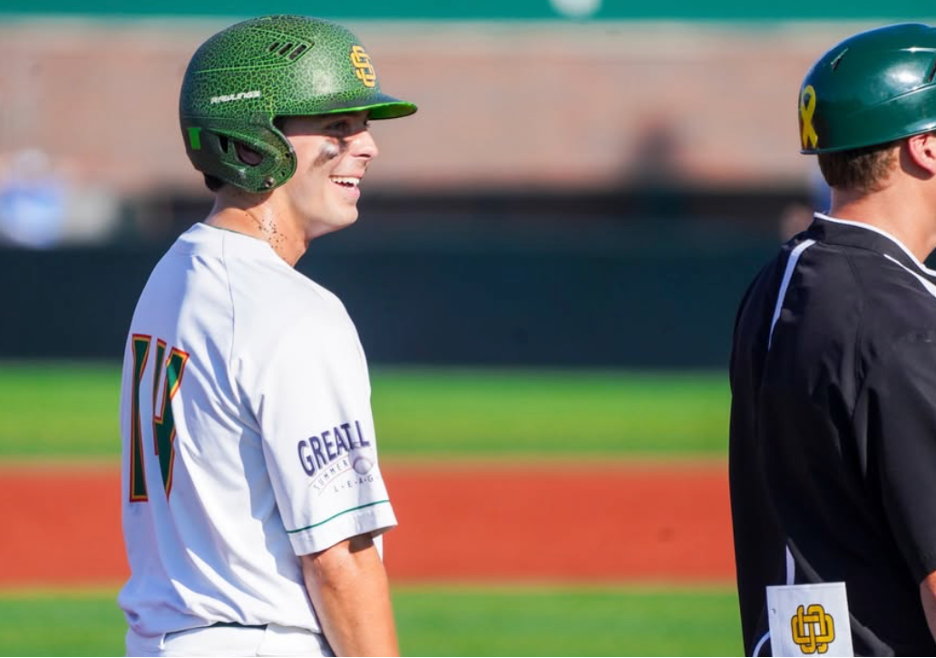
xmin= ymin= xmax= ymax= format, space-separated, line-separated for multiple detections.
xmin=297 ymin=421 xmax=378 ymax=497
xmin=297 ymin=420 xmax=372 ymax=477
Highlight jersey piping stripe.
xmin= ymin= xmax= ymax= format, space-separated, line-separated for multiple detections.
xmin=884 ymin=254 xmax=936 ymax=301
xmin=758 ymin=241 xmax=813 ymax=658
xmin=817 ymin=213 xmax=936 ymax=276
xmin=768 ymin=239 xmax=816 ymax=351
xmin=752 ymin=632 xmax=770 ymax=657
xmin=285 ymin=500 xmax=390 ymax=534
xmin=748 ymin=549 xmax=796 ymax=655
xmin=747 ymin=545 xmax=798 ymax=656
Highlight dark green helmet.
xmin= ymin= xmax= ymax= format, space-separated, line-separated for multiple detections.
xmin=180 ymin=15 xmax=417 ymax=192
xmin=798 ymin=23 xmax=936 ymax=154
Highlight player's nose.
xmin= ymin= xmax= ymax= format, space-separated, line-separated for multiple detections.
xmin=349 ymin=129 xmax=378 ymax=161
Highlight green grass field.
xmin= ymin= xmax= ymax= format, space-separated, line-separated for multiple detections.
xmin=0 ymin=361 xmax=738 ymax=656
xmin=0 ymin=585 xmax=740 ymax=656
xmin=0 ymin=362 xmax=729 ymax=459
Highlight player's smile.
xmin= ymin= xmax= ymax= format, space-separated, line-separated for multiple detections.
xmin=329 ymin=174 xmax=362 ymax=200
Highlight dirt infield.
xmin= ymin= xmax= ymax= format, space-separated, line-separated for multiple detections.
xmin=0 ymin=461 xmax=733 ymax=587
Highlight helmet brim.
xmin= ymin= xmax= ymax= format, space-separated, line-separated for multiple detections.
xmin=285 ymin=94 xmax=417 ymax=121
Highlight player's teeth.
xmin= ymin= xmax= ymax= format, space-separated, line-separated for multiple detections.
xmin=332 ymin=177 xmax=359 ymax=186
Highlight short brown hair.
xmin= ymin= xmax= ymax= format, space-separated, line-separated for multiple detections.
xmin=817 ymin=141 xmax=898 ymax=192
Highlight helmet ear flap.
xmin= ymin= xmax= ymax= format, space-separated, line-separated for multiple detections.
xmin=182 ymin=117 xmax=296 ymax=192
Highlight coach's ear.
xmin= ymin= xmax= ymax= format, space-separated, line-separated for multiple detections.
xmin=905 ymin=132 xmax=936 ymax=178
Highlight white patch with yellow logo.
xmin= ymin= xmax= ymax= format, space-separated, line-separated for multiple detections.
xmin=767 ymin=583 xmax=853 ymax=657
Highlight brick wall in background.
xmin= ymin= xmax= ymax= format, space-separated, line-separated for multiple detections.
xmin=0 ymin=20 xmax=877 ymax=195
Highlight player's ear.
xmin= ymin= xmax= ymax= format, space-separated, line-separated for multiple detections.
xmin=905 ymin=132 xmax=936 ymax=177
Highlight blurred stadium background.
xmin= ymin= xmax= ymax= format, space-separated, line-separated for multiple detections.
xmin=1 ymin=1 xmax=934 ymax=655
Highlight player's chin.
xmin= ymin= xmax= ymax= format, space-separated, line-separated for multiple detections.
xmin=310 ymin=206 xmax=359 ymax=239
xmin=341 ymin=205 xmax=360 ymax=226
xmin=331 ymin=205 xmax=360 ymax=231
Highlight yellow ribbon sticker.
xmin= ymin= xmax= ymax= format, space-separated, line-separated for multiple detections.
xmin=800 ymin=85 xmax=819 ymax=150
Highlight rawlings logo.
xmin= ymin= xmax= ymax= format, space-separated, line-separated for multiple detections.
xmin=350 ymin=45 xmax=377 ymax=88
xmin=210 ymin=90 xmax=262 ymax=105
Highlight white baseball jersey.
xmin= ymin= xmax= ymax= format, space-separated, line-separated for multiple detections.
xmin=118 ymin=223 xmax=396 ymax=638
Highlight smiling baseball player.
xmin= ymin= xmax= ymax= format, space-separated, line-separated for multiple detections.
xmin=118 ymin=15 xmax=416 ymax=657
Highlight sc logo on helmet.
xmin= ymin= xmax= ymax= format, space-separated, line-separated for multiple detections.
xmin=351 ymin=45 xmax=377 ymax=88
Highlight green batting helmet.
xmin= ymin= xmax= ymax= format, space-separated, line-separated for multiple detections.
xmin=180 ymin=15 xmax=417 ymax=193
xmin=798 ymin=23 xmax=936 ymax=154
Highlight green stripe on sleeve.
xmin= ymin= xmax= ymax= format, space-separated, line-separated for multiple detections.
xmin=286 ymin=500 xmax=390 ymax=534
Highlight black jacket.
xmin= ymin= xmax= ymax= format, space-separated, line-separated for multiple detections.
xmin=730 ymin=214 xmax=936 ymax=656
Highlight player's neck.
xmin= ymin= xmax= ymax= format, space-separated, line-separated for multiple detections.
xmin=829 ymin=182 xmax=936 ymax=263
xmin=205 ymin=196 xmax=307 ymax=267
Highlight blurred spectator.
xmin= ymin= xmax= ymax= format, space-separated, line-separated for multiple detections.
xmin=0 ymin=148 xmax=120 ymax=248
xmin=622 ymin=117 xmax=689 ymax=219
xmin=0 ymin=148 xmax=66 ymax=248
xmin=626 ymin=117 xmax=683 ymax=184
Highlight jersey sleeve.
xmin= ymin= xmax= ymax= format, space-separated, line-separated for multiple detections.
xmin=253 ymin=306 xmax=396 ymax=556
xmin=866 ymin=331 xmax=936 ymax=581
